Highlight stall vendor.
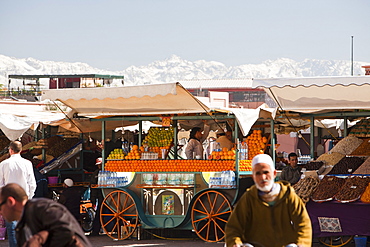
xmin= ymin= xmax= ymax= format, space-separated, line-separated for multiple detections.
xmin=279 ymin=152 xmax=302 ymax=185
xmin=215 ymin=128 xmax=234 ymax=150
xmin=185 ymin=122 xmax=210 ymax=159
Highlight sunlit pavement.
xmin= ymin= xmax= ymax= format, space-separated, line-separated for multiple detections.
xmin=0 ymin=237 xmax=224 ymax=247
xmin=0 ymin=236 xmax=359 ymax=247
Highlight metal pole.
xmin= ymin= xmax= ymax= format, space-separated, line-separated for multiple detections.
xmin=234 ymin=120 xmax=239 ymax=173
xmin=42 ymin=124 xmax=46 ymax=162
xmin=270 ymin=119 xmax=276 ymax=164
xmin=173 ymin=120 xmax=178 ymax=159
xmin=139 ymin=121 xmax=142 ymax=147
xmin=102 ymin=120 xmax=106 ymax=170
xmin=343 ymin=117 xmax=348 ymax=137
xmin=310 ymin=116 xmax=315 ymax=159
xmin=351 ymin=36 xmax=354 ymax=76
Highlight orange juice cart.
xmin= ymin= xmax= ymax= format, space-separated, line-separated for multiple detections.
xmin=41 ymin=83 xmax=275 ymax=242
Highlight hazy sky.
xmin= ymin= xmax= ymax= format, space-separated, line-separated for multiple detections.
xmin=1 ymin=0 xmax=369 ymax=70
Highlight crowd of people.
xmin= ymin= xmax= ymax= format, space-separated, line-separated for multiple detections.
xmin=0 ymin=131 xmax=313 ymax=247
xmin=0 ymin=141 xmax=95 ymax=246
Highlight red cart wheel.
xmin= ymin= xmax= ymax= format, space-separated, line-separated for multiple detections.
xmin=191 ymin=190 xmax=232 ymax=242
xmin=318 ymin=236 xmax=354 ymax=247
xmin=100 ymin=190 xmax=139 ymax=240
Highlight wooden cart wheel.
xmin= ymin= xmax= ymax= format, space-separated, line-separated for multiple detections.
xmin=318 ymin=236 xmax=354 ymax=247
xmin=100 ymin=190 xmax=139 ymax=240
xmin=191 ymin=190 xmax=232 ymax=242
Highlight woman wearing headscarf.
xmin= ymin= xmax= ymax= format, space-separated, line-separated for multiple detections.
xmin=185 ymin=122 xmax=210 ymax=159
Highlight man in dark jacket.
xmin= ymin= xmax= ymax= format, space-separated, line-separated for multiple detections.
xmin=59 ymin=178 xmax=82 ymax=221
xmin=0 ymin=183 xmax=92 ymax=247
xmin=33 ymin=166 xmax=49 ymax=198
xmin=90 ymin=158 xmax=103 ymax=236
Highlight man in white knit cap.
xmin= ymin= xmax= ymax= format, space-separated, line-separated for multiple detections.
xmin=225 ymin=154 xmax=312 ymax=247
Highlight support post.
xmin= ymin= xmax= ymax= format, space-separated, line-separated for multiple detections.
xmin=343 ymin=117 xmax=348 ymax=137
xmin=173 ymin=120 xmax=178 ymax=159
xmin=139 ymin=121 xmax=143 ymax=147
xmin=42 ymin=124 xmax=46 ymax=162
xmin=102 ymin=120 xmax=106 ymax=170
xmin=235 ymin=120 xmax=239 ymax=173
xmin=270 ymin=119 xmax=276 ymax=164
xmin=310 ymin=116 xmax=315 ymax=159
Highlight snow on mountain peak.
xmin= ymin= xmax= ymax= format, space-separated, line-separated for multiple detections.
xmin=0 ymin=54 xmax=368 ymax=88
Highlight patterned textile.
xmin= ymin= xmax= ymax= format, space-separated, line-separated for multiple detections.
xmin=318 ymin=217 xmax=342 ymax=232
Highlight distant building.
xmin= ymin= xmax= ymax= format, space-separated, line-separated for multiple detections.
xmin=177 ymin=79 xmax=274 ymax=109
xmin=6 ymin=74 xmax=124 ymax=101
xmin=362 ymin=65 xmax=370 ymax=75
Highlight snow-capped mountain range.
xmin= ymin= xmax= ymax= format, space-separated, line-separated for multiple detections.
xmin=0 ymin=54 xmax=368 ymax=88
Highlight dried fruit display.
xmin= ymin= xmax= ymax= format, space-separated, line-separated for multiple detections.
xmin=311 ymin=176 xmax=345 ymax=202
xmin=330 ymin=136 xmax=363 ymax=155
xmin=328 ymin=156 xmax=365 ymax=175
xmin=349 ymin=118 xmax=370 ymax=137
xmin=0 ymin=136 xmax=10 ymax=152
xmin=335 ymin=176 xmax=370 ymax=202
xmin=293 ymin=176 xmax=320 ymax=203
xmin=360 ymin=183 xmax=370 ymax=203
xmin=302 ymin=161 xmax=324 ymax=171
xmin=46 ymin=138 xmax=80 ymax=158
xmin=317 ymin=152 xmax=345 ymax=167
xmin=353 ymin=156 xmax=370 ymax=175
xmin=350 ymin=138 xmax=370 ymax=156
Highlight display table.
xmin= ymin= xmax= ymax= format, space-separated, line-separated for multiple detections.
xmin=306 ymin=200 xmax=370 ymax=237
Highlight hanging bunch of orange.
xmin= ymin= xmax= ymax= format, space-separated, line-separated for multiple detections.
xmin=239 ymin=160 xmax=252 ymax=171
xmin=104 ymin=159 xmax=235 ymax=172
xmin=246 ymin=129 xmax=268 ymax=160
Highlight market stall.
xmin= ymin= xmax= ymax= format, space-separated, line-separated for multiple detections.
xmin=251 ymin=76 xmax=370 ymax=246
xmin=42 ymin=82 xmax=275 ymax=242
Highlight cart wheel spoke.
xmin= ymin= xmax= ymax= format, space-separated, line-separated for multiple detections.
xmin=191 ymin=190 xmax=231 ymax=242
xmin=100 ymin=190 xmax=139 ymax=240
xmin=108 ymin=193 xmax=119 ymax=209
xmin=193 ymin=215 xmax=210 ymax=223
xmin=102 ymin=201 xmax=116 ymax=214
xmin=192 ymin=208 xmax=210 ymax=215
xmin=102 ymin=215 xmax=115 ymax=228
xmin=213 ymin=216 xmax=229 ymax=224
xmin=207 ymin=193 xmax=216 ymax=213
xmin=198 ymin=198 xmax=210 ymax=214
xmin=318 ymin=235 xmax=354 ymax=247
xmin=214 ymin=199 xmax=227 ymax=214
xmin=213 ymin=218 xmax=226 ymax=234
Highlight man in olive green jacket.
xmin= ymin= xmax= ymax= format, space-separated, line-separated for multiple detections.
xmin=225 ymin=154 xmax=312 ymax=247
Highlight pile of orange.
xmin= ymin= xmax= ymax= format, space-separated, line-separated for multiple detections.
xmin=239 ymin=160 xmax=252 ymax=171
xmin=209 ymin=147 xmax=236 ymax=160
xmin=105 ymin=159 xmax=236 ymax=172
xmin=124 ymin=145 xmax=141 ymax=160
xmin=109 ymin=144 xmax=172 ymax=160
xmin=246 ymin=130 xmax=268 ymax=160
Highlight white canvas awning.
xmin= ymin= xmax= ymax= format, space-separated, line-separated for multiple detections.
xmin=0 ymin=100 xmax=70 ymax=140
xmin=41 ymin=83 xmax=210 ymax=117
xmin=222 ymin=104 xmax=276 ymax=136
xmin=252 ymin=76 xmax=370 ymax=113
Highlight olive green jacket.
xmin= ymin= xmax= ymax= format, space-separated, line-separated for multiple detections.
xmin=225 ymin=181 xmax=312 ymax=247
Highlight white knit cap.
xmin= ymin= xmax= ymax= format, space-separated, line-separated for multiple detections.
xmin=251 ymin=154 xmax=275 ymax=171
xmin=64 ymin=178 xmax=74 ymax=187
xmin=96 ymin=157 xmax=102 ymax=165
